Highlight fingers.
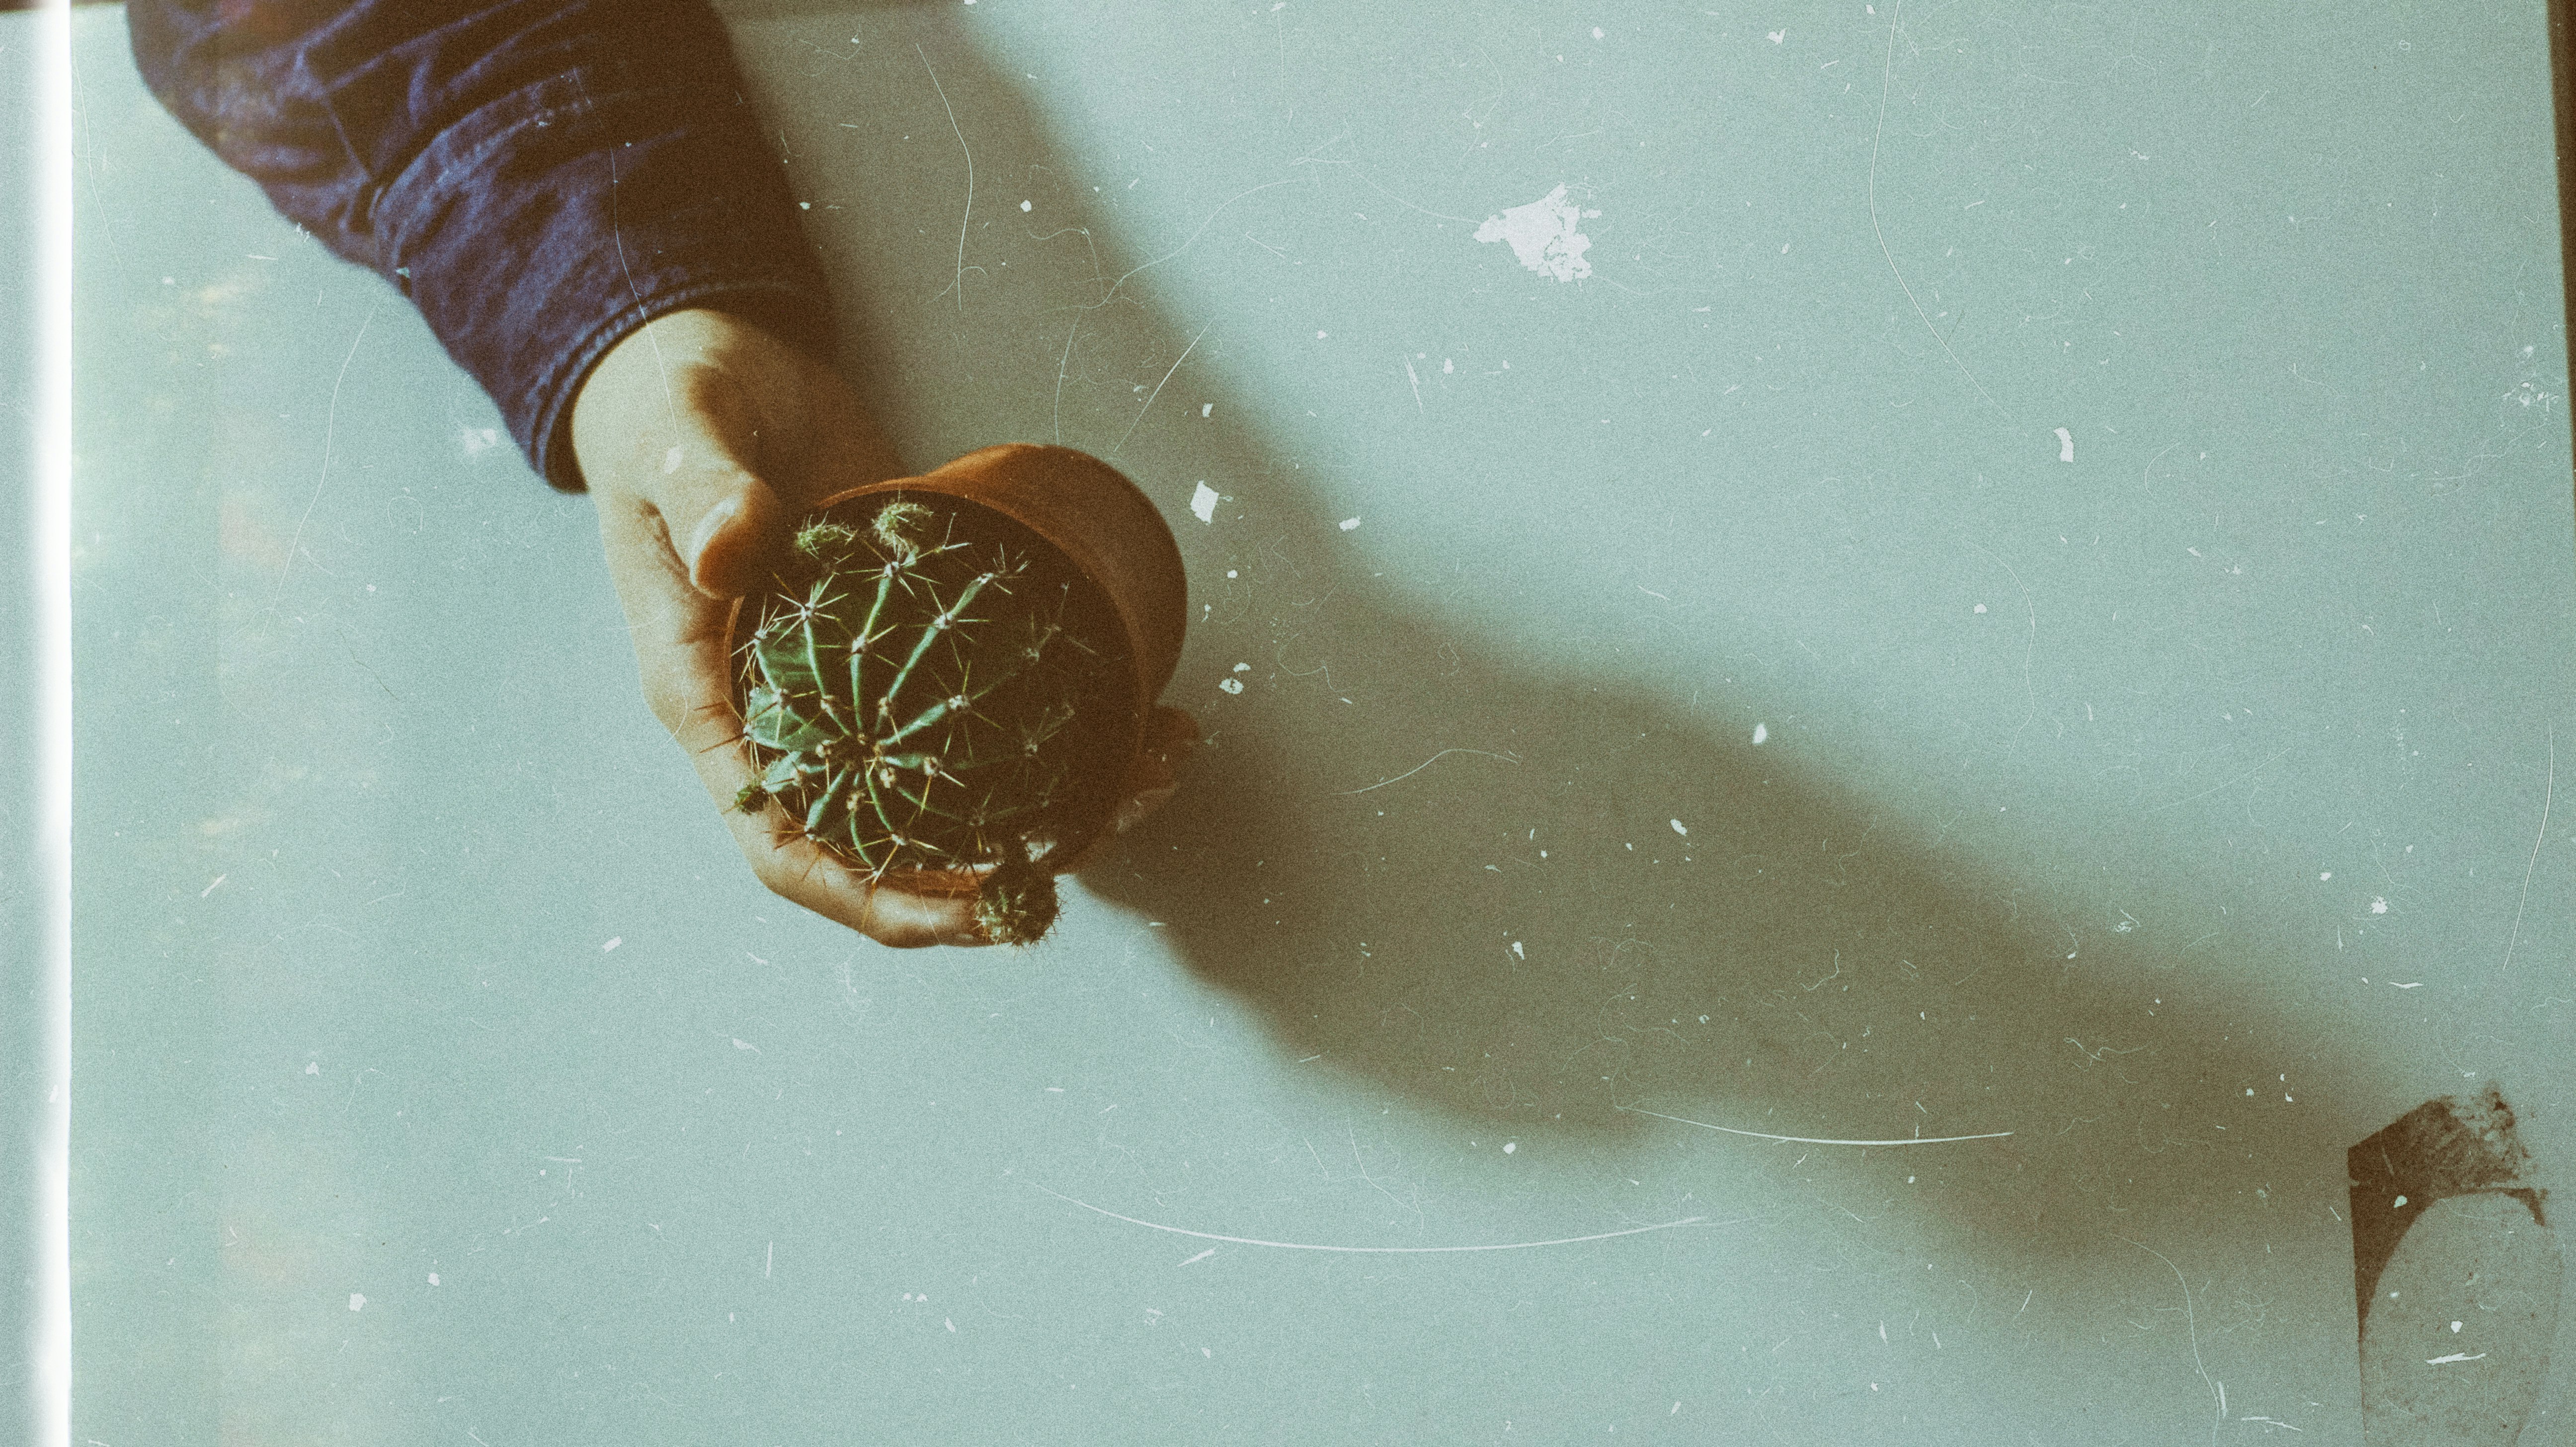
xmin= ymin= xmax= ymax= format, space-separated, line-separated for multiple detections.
xmin=596 ymin=466 xmax=988 ymax=947
xmin=1117 ymin=705 xmax=1202 ymax=832
xmin=664 ymin=456 xmax=792 ymax=599
xmin=1052 ymin=706 xmax=1203 ymax=877
xmin=676 ymin=689 xmax=988 ymax=948
xmin=667 ymin=647 xmax=988 ymax=946
xmin=576 ymin=312 xmax=995 ymax=946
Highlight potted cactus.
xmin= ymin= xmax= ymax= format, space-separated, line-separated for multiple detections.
xmin=727 ymin=444 xmax=1187 ymax=945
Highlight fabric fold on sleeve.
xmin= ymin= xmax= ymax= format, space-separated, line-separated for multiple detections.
xmin=128 ymin=0 xmax=837 ymax=491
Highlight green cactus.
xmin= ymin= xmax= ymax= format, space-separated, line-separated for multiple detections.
xmin=733 ymin=494 xmax=1132 ymax=945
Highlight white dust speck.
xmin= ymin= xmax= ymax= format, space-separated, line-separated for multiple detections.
xmin=305 ymin=1062 xmax=320 ymax=1076
xmin=2370 ymin=896 xmax=2389 ymax=913
xmin=1504 ymin=1140 xmax=1518 ymax=1153
xmin=799 ymin=201 xmax=810 ymax=210
xmin=1233 ymin=662 xmax=1250 ymax=672
xmin=1974 ymin=603 xmax=1988 ymax=614
xmin=201 ymin=875 xmax=226 ymax=897
xmin=731 ymin=1038 xmax=759 ymax=1052
xmin=2452 ymin=1321 xmax=2464 ymax=1332
xmin=1339 ymin=517 xmax=1362 ymax=531
xmin=1316 ymin=330 xmax=1328 ymax=339
xmin=1671 ymin=819 xmax=1688 ymax=836
xmin=1019 ymin=199 xmax=1032 ymax=212
xmin=2320 ymin=871 xmax=2332 ymax=881
xmin=1443 ymin=358 xmax=1454 ymax=373
xmin=2055 ymin=427 xmax=2074 ymax=463
xmin=1768 ymin=28 xmax=1786 ymax=43
xmin=663 ymin=445 xmax=683 ymax=474
xmin=1218 ymin=677 xmax=1245 ymax=695
xmin=1190 ymin=481 xmax=1220 ymax=522
xmin=1510 ymin=941 xmax=1525 ymax=960
xmin=1201 ymin=402 xmax=1213 ymax=417
xmin=427 ymin=1273 xmax=440 ymax=1286
xmin=946 ymin=1318 xmax=957 ymax=1332
xmin=1592 ymin=26 xmax=1605 ymax=38
xmin=602 ymin=937 xmax=622 ymax=952
xmin=2394 ymin=1195 xmax=2408 ymax=1207
xmin=2427 ymin=1352 xmax=2487 ymax=1365
xmin=459 ymin=426 xmax=503 ymax=459
xmin=1752 ymin=722 xmax=1768 ymax=745
xmin=348 ymin=1293 xmax=365 ymax=1312
xmin=1202 ymin=1347 xmax=1213 ymax=1358
xmin=1474 ymin=185 xmax=1600 ymax=282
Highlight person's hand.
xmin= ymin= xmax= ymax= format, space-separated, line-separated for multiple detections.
xmin=569 ymin=308 xmax=1194 ymax=945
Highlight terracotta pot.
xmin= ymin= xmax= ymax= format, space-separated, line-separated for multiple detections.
xmin=727 ymin=443 xmax=1188 ymax=890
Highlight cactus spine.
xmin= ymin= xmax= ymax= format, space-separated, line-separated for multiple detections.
xmin=733 ymin=495 xmax=1130 ymax=945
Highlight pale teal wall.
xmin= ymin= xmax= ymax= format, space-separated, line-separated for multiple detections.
xmin=58 ymin=2 xmax=2576 ymax=1442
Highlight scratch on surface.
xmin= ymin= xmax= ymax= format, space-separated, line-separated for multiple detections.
xmin=1868 ymin=0 xmax=2004 ymax=417
xmin=1353 ymin=169 xmax=1481 ymax=224
xmin=1616 ymin=1104 xmax=2011 ymax=1146
xmin=1035 ymin=1184 xmax=1725 ymax=1252
xmin=579 ymin=76 xmax=687 ymax=445
xmin=1110 ymin=320 xmax=1212 ymax=459
xmin=917 ymin=45 xmax=980 ymax=312
xmin=2145 ymin=749 xmax=2290 ymax=814
xmin=2066 ymin=1037 xmax=2145 ymax=1064
xmin=2144 ymin=439 xmax=2182 ymax=491
xmin=1071 ymin=179 xmax=1299 ymax=314
xmin=1049 ymin=318 xmax=1081 ymax=444
xmin=270 ymin=297 xmax=381 ymax=615
xmin=1336 ymin=748 xmax=1522 ymax=796
xmin=2118 ymin=1235 xmax=2222 ymax=1445
xmin=2500 ymin=724 xmax=2554 ymax=973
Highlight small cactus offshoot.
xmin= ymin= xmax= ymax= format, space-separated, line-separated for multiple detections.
xmin=733 ymin=495 xmax=1132 ymax=946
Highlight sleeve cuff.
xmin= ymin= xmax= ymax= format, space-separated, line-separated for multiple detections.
xmin=370 ymin=68 xmax=837 ymax=490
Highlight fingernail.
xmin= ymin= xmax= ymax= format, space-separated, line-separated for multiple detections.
xmin=687 ymin=498 xmax=739 ymax=576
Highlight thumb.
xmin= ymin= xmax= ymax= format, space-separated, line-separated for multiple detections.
xmin=660 ymin=452 xmax=793 ymax=599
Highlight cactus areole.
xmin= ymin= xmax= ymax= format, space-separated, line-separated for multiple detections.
xmin=726 ymin=446 xmax=1186 ymax=946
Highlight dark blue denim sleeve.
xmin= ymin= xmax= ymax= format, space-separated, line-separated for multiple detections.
xmin=128 ymin=0 xmax=837 ymax=491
